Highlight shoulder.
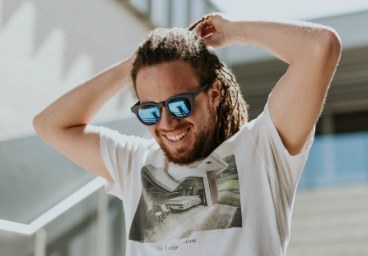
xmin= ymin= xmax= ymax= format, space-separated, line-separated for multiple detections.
xmin=98 ymin=126 xmax=159 ymax=152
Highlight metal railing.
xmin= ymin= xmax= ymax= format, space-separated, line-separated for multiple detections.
xmin=0 ymin=177 xmax=107 ymax=256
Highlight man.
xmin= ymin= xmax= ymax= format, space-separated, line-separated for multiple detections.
xmin=33 ymin=13 xmax=341 ymax=255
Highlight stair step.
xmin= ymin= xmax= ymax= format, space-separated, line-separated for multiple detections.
xmin=293 ymin=198 xmax=368 ymax=215
xmin=296 ymin=184 xmax=368 ymax=202
xmin=293 ymin=184 xmax=368 ymax=215
xmin=290 ymin=221 xmax=368 ymax=245
xmin=288 ymin=184 xmax=368 ymax=254
xmin=292 ymin=209 xmax=368 ymax=229
xmin=287 ymin=242 xmax=368 ymax=256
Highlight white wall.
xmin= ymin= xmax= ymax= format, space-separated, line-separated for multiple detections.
xmin=0 ymin=0 xmax=151 ymax=141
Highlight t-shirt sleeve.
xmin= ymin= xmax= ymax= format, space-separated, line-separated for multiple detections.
xmin=248 ymin=99 xmax=316 ymax=193
xmin=98 ymin=126 xmax=153 ymax=200
xmin=247 ymin=98 xmax=316 ymax=243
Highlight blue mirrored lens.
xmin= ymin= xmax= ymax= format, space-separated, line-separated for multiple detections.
xmin=168 ymin=98 xmax=191 ymax=118
xmin=138 ymin=105 xmax=160 ymax=125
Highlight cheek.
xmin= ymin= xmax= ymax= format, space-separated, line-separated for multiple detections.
xmin=187 ymin=113 xmax=208 ymax=133
xmin=192 ymin=99 xmax=211 ymax=120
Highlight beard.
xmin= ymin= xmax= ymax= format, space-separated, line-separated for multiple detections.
xmin=155 ymin=107 xmax=219 ymax=165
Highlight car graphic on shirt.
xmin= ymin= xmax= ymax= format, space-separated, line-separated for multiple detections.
xmin=165 ymin=195 xmax=202 ymax=211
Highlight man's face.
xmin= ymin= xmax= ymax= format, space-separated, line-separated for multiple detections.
xmin=135 ymin=60 xmax=220 ymax=165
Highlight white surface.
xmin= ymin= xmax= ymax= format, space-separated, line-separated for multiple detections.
xmin=0 ymin=178 xmax=105 ymax=235
xmin=211 ymin=0 xmax=368 ymax=20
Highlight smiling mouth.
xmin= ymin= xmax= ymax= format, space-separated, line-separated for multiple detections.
xmin=164 ymin=128 xmax=190 ymax=142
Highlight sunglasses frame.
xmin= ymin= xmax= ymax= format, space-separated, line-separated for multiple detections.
xmin=131 ymin=83 xmax=211 ymax=125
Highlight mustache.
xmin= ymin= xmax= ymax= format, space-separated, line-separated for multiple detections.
xmin=155 ymin=124 xmax=191 ymax=135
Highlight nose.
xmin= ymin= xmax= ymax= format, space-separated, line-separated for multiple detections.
xmin=158 ymin=107 xmax=179 ymax=129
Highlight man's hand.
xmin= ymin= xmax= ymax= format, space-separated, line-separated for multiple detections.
xmin=190 ymin=13 xmax=235 ymax=48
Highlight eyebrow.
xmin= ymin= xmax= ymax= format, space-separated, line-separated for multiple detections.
xmin=139 ymin=85 xmax=202 ymax=104
xmin=139 ymin=91 xmax=188 ymax=104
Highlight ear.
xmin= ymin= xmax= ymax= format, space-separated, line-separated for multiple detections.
xmin=208 ymin=80 xmax=221 ymax=108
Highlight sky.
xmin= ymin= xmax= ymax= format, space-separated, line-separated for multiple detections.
xmin=211 ymin=0 xmax=368 ymax=20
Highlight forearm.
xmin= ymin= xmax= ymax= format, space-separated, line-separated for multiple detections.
xmin=34 ymin=57 xmax=133 ymax=132
xmin=228 ymin=20 xmax=341 ymax=64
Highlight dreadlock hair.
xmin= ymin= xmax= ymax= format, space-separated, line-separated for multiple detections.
xmin=131 ymin=28 xmax=249 ymax=146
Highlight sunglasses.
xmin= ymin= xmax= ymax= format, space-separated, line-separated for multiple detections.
xmin=131 ymin=83 xmax=211 ymax=125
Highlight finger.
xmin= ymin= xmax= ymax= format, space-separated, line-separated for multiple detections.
xmin=202 ymin=25 xmax=216 ymax=38
xmin=188 ymin=14 xmax=214 ymax=32
xmin=195 ymin=25 xmax=202 ymax=37
xmin=196 ymin=21 xmax=215 ymax=38
xmin=195 ymin=22 xmax=208 ymax=36
xmin=194 ymin=21 xmax=208 ymax=36
xmin=188 ymin=16 xmax=206 ymax=31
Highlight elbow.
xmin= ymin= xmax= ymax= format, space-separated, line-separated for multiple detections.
xmin=319 ymin=28 xmax=342 ymax=62
xmin=33 ymin=114 xmax=44 ymax=136
xmin=33 ymin=113 xmax=51 ymax=137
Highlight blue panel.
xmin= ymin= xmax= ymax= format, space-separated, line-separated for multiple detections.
xmin=298 ymin=131 xmax=368 ymax=190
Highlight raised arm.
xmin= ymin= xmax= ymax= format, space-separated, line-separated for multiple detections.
xmin=195 ymin=14 xmax=342 ymax=155
xmin=33 ymin=57 xmax=133 ymax=181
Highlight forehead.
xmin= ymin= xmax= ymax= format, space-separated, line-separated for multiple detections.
xmin=136 ymin=60 xmax=200 ymax=102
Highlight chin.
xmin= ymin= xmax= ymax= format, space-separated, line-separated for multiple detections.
xmin=162 ymin=135 xmax=213 ymax=166
xmin=162 ymin=142 xmax=197 ymax=165
xmin=154 ymin=118 xmax=217 ymax=165
xmin=155 ymin=136 xmax=191 ymax=165
xmin=165 ymin=151 xmax=200 ymax=166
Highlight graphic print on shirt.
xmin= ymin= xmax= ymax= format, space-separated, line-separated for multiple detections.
xmin=129 ymin=153 xmax=242 ymax=243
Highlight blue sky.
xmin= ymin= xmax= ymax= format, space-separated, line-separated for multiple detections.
xmin=211 ymin=0 xmax=368 ymax=20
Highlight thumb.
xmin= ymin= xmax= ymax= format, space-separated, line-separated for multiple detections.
xmin=203 ymin=33 xmax=223 ymax=47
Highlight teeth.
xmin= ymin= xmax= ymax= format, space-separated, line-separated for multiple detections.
xmin=166 ymin=130 xmax=189 ymax=142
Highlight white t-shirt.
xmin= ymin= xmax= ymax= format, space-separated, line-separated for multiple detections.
xmin=99 ymin=100 xmax=316 ymax=256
